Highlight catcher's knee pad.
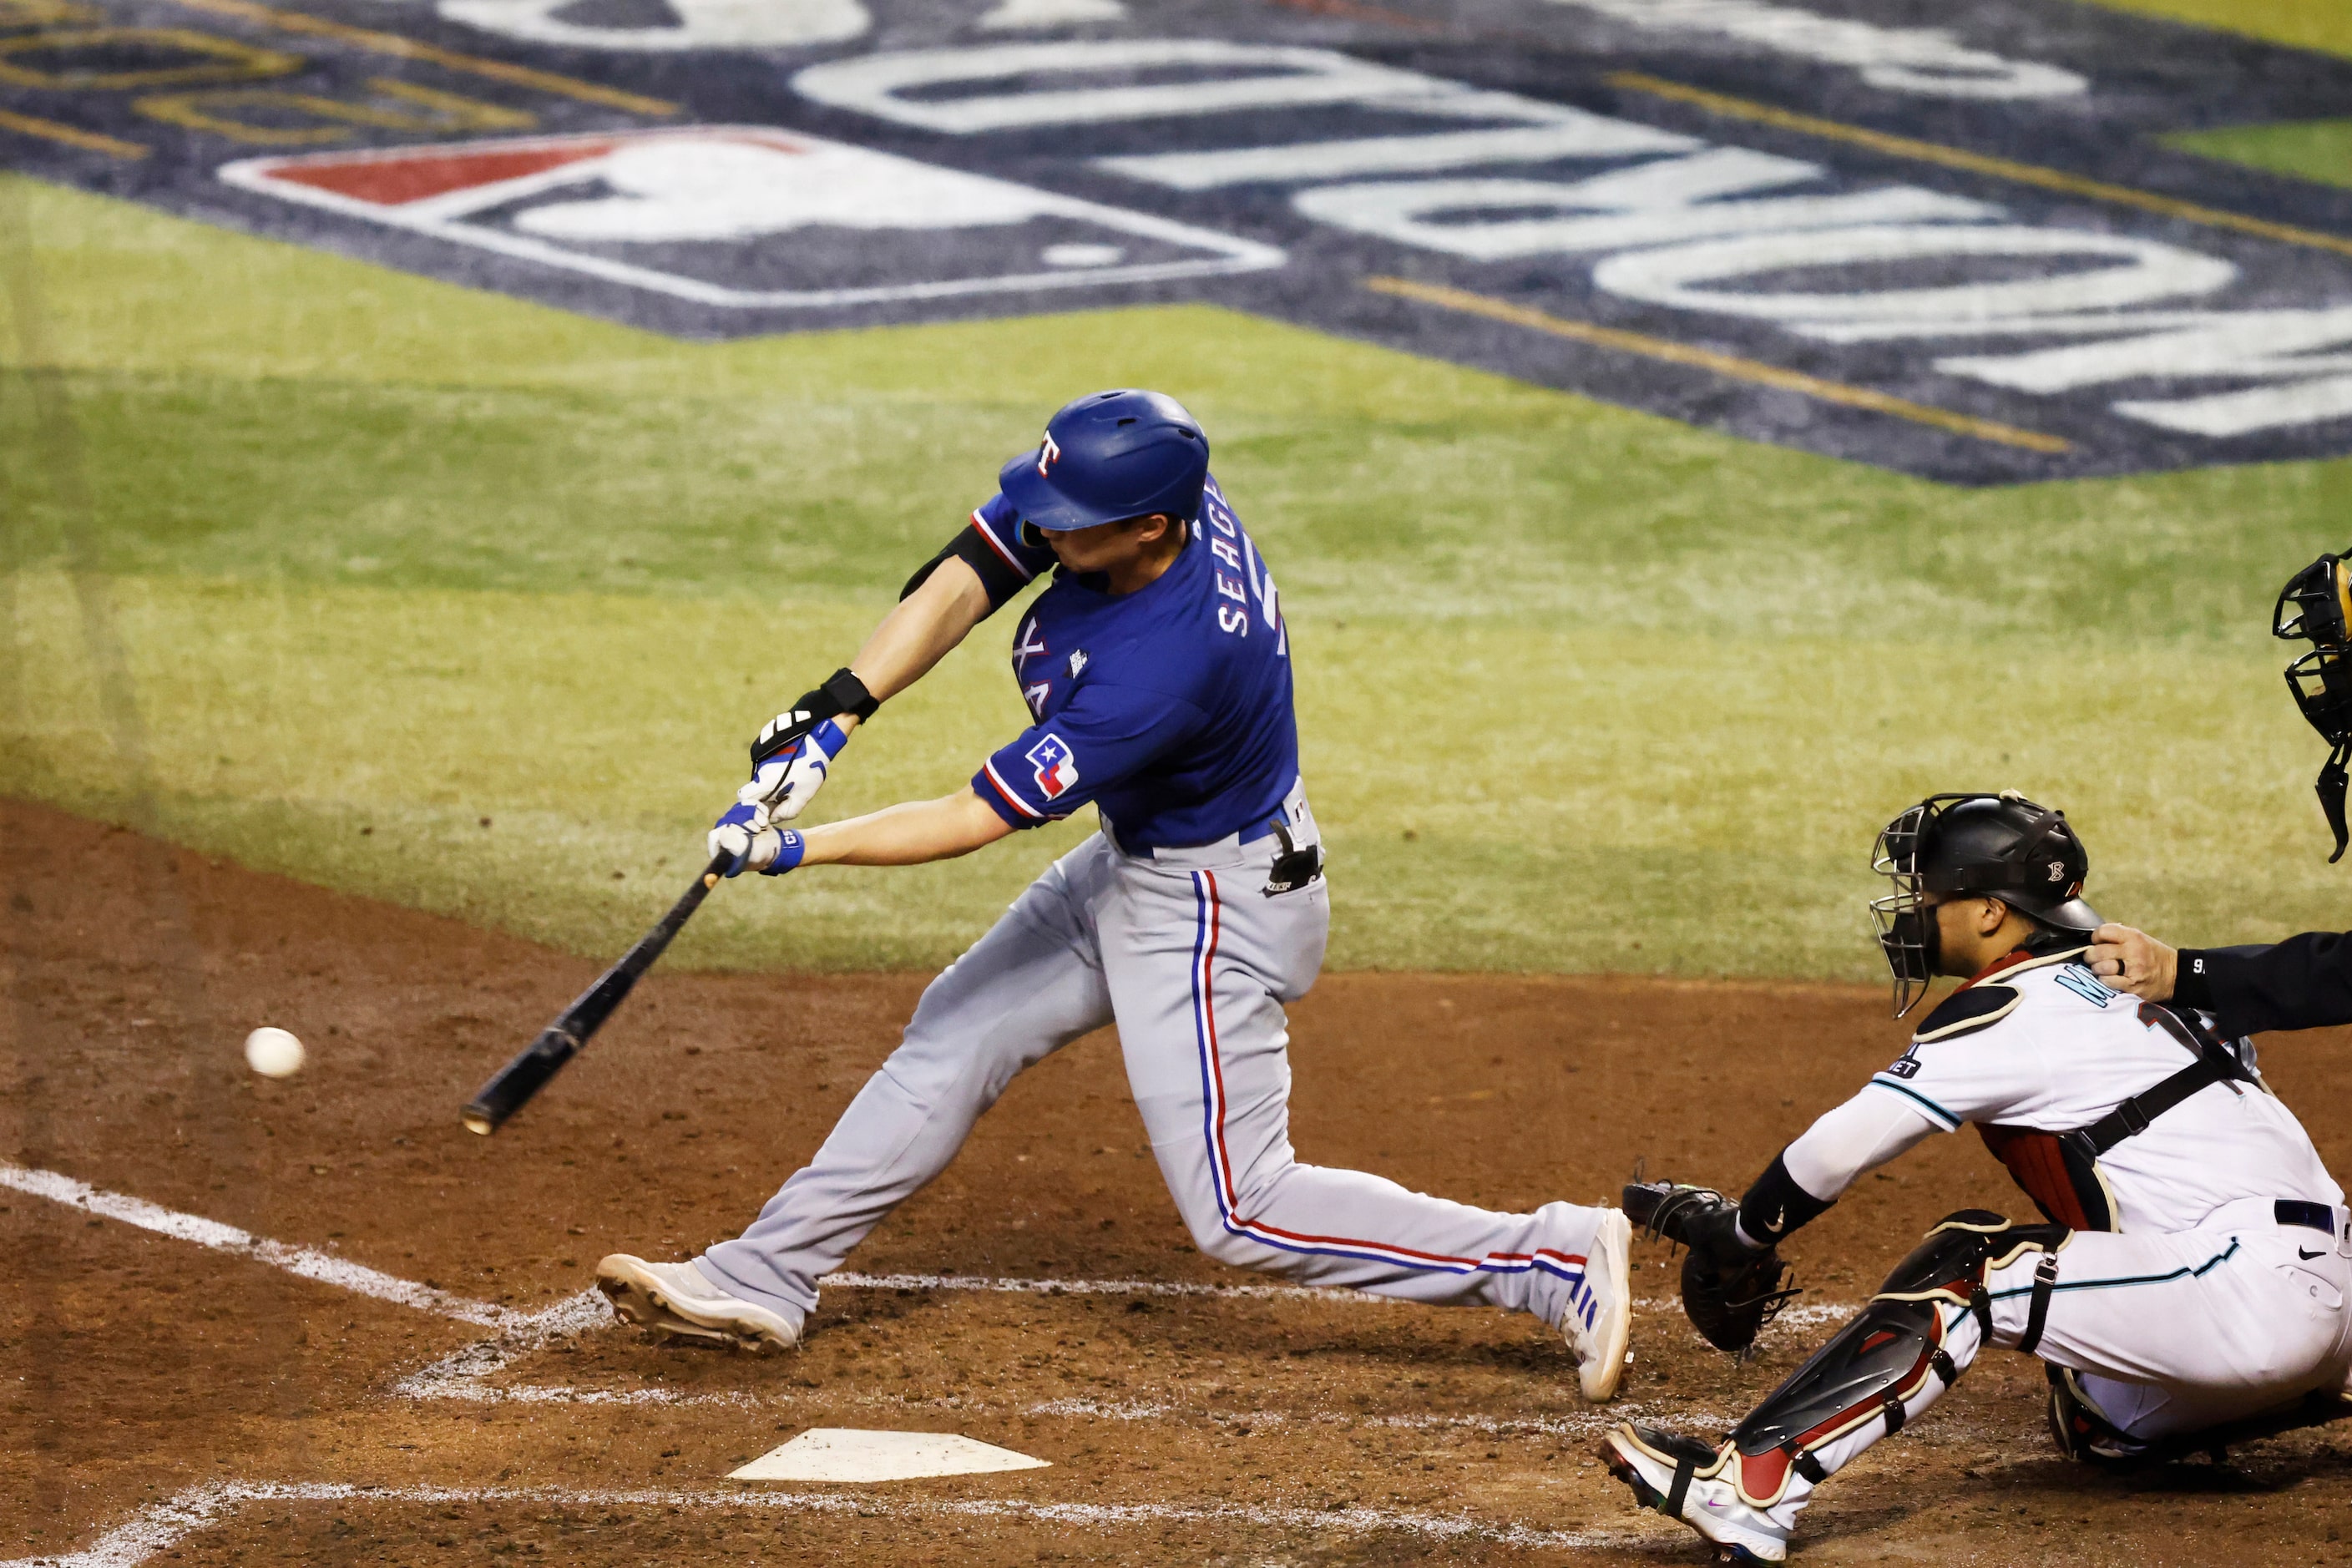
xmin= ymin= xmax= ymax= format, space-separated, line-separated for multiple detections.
xmin=1880 ymin=1211 xmax=2066 ymax=1298
xmin=1717 ymin=1212 xmax=2066 ymax=1505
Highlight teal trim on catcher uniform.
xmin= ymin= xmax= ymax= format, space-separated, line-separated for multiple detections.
xmin=1865 ymin=1077 xmax=1961 ymax=1130
xmin=1985 ymin=1237 xmax=2241 ymax=1303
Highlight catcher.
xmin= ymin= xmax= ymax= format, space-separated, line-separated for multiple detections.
xmin=1602 ymin=791 xmax=2352 ymax=1564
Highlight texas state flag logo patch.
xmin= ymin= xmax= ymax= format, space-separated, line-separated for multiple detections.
xmin=1026 ymin=732 xmax=1080 ymax=800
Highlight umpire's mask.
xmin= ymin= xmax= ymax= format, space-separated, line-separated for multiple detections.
xmin=2276 ymin=549 xmax=2352 ymax=862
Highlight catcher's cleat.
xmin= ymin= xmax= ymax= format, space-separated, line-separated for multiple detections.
xmin=1601 ymin=1423 xmax=1791 ymax=1565
xmin=595 ymin=1255 xmax=799 ymax=1353
xmin=1563 ymin=1208 xmax=1634 ymax=1402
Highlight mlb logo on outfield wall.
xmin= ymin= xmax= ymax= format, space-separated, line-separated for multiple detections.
xmin=217 ymin=128 xmax=1283 ymax=310
xmin=1027 ymin=734 xmax=1080 ymax=800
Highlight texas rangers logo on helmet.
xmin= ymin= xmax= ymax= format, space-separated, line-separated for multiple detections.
xmin=1037 ymin=432 xmax=1061 ymax=478
xmin=1026 ymin=732 xmax=1080 ymax=800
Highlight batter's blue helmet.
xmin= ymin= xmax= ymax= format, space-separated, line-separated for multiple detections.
xmin=996 ymin=389 xmax=1209 ymax=533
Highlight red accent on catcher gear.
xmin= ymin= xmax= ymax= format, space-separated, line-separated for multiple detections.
xmin=1968 ymin=947 xmax=2039 ymax=986
xmin=1735 ymin=1444 xmax=1792 ymax=1504
xmin=1741 ymin=1329 xmax=1949 ymax=1502
xmin=1977 ymin=1125 xmax=2100 ymax=1230
xmin=1726 ymin=1231 xmax=1994 ymax=1504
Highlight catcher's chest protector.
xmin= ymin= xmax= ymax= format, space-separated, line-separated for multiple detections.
xmin=1976 ymin=1124 xmax=2112 ymax=1231
xmin=1903 ymin=962 xmax=2253 ymax=1235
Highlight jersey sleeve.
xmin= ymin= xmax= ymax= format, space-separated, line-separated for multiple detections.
xmin=972 ymin=682 xmax=1207 ymax=829
xmin=1780 ymin=1089 xmax=1945 ymax=1201
xmin=964 ymin=494 xmax=1058 ymax=602
xmin=900 ymin=493 xmax=1061 ymax=613
xmin=2172 ymin=932 xmax=2352 ymax=1036
xmin=1866 ymin=1019 xmax=2041 ymax=1131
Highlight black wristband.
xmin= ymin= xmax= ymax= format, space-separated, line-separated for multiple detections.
xmin=1737 ymin=1151 xmax=1834 ymax=1247
xmin=750 ymin=667 xmax=879 ymax=766
xmin=818 ymin=666 xmax=880 ymax=721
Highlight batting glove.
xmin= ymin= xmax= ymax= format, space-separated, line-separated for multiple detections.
xmin=741 ymin=716 xmax=849 ymax=827
xmin=708 ymin=803 xmax=808 ymax=878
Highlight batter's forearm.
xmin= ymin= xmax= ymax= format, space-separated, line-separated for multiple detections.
xmin=800 ymin=787 xmax=1014 ymax=867
xmin=830 ymin=559 xmax=994 ymax=740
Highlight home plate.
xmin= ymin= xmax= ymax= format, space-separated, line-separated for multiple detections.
xmin=729 ymin=1429 xmax=1052 ymax=1483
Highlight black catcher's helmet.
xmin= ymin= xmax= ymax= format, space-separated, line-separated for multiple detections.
xmin=2275 ymin=549 xmax=2352 ymax=862
xmin=1869 ymin=792 xmax=2102 ymax=1019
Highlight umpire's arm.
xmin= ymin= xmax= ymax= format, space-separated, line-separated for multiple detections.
xmin=2092 ymin=924 xmax=2352 ymax=1034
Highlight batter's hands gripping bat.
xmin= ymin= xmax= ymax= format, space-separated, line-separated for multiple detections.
xmin=461 ymin=851 xmax=734 ymax=1136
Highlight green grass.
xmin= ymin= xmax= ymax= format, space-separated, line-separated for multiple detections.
xmin=2163 ymin=119 xmax=2352 ymax=190
xmin=6 ymin=171 xmax=2352 ymax=979
xmin=2084 ymin=0 xmax=2352 ymax=58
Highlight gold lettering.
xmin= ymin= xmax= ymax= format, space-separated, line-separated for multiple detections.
xmin=0 ymin=26 xmax=300 ymax=89
xmin=0 ymin=0 xmax=104 ymax=30
xmin=135 ymin=75 xmax=534 ymax=143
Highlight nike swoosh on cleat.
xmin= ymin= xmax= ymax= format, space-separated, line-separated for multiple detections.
xmin=2301 ymin=1247 xmax=2327 ymax=1259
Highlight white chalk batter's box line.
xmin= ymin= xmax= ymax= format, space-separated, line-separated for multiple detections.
xmin=0 ymin=1157 xmax=1851 ymax=1327
xmin=0 ymin=1480 xmax=1670 ymax=1568
xmin=0 ymin=1158 xmax=1773 ymax=1562
xmin=0 ymin=1154 xmax=1832 ymax=1434
xmin=0 ymin=1158 xmax=1849 ymax=1407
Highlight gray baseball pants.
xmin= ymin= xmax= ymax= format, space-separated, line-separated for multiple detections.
xmin=701 ymin=809 xmax=1606 ymax=1338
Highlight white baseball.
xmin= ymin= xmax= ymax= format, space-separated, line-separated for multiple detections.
xmin=243 ymin=1026 xmax=306 ymax=1079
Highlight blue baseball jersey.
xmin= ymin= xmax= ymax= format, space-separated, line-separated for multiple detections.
xmin=967 ymin=476 xmax=1299 ymax=851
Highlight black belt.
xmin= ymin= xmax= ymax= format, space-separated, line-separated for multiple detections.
xmin=2277 ymin=1200 xmax=2338 ymax=1236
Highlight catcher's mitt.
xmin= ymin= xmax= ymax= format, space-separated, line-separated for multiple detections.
xmin=1623 ymin=1180 xmax=1798 ymax=1356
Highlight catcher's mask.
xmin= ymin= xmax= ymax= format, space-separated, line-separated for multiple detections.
xmin=2275 ymin=549 xmax=2352 ymax=862
xmin=1869 ymin=792 xmax=2102 ymax=1019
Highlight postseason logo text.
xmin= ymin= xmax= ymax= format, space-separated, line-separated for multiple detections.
xmin=10 ymin=0 xmax=2352 ymax=482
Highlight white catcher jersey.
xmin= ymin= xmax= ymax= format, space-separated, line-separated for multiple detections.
xmin=1868 ymin=948 xmax=2339 ymax=1235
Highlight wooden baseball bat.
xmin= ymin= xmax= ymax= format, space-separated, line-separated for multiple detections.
xmin=461 ymin=851 xmax=734 ymax=1136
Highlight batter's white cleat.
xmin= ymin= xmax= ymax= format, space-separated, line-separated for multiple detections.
xmin=595 ymin=1255 xmax=798 ymax=1353
xmin=1563 ymin=1207 xmax=1633 ymax=1401
xmin=1600 ymin=1423 xmax=1791 ymax=1564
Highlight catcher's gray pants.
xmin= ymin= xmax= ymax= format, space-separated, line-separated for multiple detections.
xmin=701 ymin=817 xmax=1606 ymax=1336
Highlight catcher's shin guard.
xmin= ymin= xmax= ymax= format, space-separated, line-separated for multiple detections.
xmin=1721 ymin=1211 xmax=2065 ymax=1505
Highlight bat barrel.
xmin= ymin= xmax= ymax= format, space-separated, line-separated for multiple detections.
xmin=462 ymin=1025 xmax=582 ymax=1136
xmin=457 ymin=852 xmax=733 ymax=1135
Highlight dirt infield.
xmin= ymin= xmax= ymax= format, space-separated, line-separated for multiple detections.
xmin=8 ymin=796 xmax=2352 ymax=1565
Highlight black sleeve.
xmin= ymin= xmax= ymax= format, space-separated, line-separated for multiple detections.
xmin=2172 ymin=931 xmax=2352 ymax=1035
xmin=1737 ymin=1151 xmax=1834 ymax=1247
xmin=900 ymin=524 xmax=1035 ymax=612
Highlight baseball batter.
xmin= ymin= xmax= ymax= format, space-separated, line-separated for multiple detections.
xmin=1602 ymin=792 xmax=2352 ymax=1563
xmin=594 ymin=389 xmax=1633 ymax=1400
